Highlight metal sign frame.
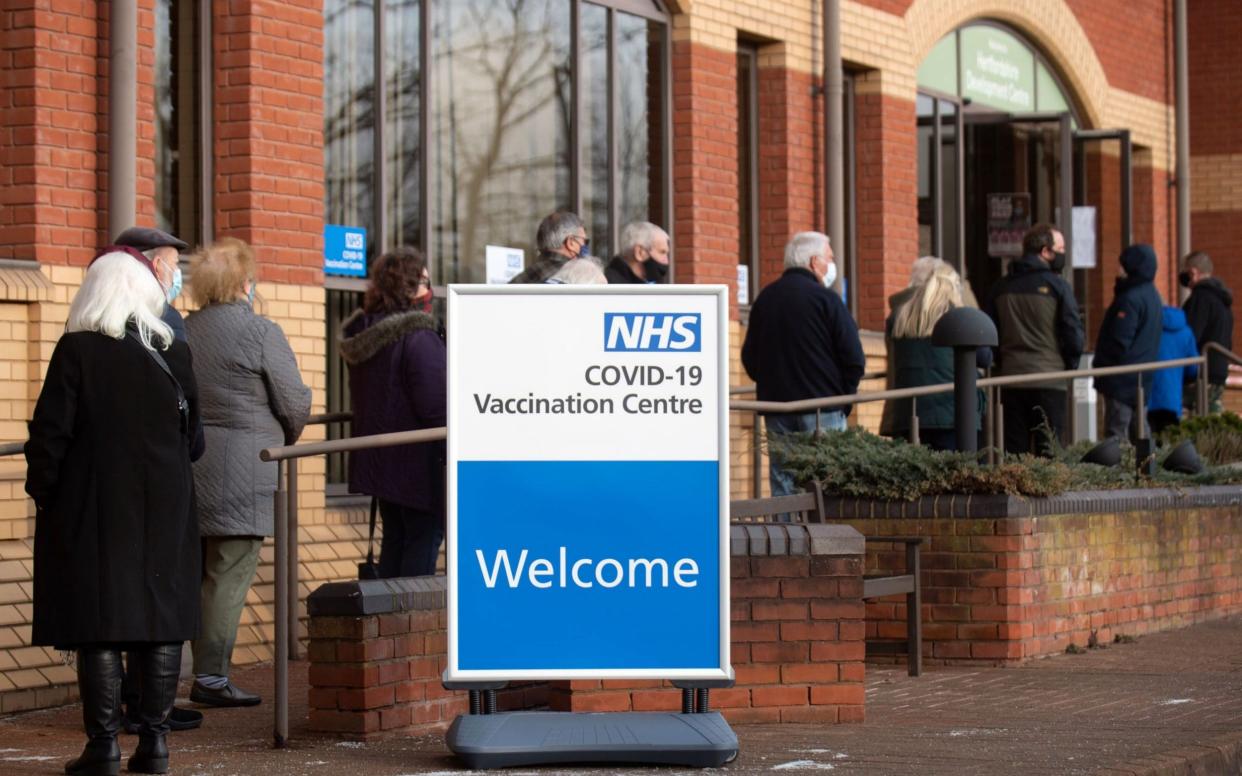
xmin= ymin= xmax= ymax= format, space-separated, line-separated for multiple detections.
xmin=445 ymin=284 xmax=731 ymax=682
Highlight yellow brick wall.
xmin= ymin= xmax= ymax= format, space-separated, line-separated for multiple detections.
xmin=0 ymin=266 xmax=375 ymax=712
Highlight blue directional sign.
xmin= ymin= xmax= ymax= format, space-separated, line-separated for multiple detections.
xmin=447 ymin=286 xmax=731 ymax=681
xmin=324 ymin=224 xmax=367 ymax=277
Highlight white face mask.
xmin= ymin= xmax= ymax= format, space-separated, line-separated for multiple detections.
xmin=822 ymin=260 xmax=838 ymax=290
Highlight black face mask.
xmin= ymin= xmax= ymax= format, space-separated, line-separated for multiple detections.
xmin=1049 ymin=251 xmax=1066 ymax=272
xmin=1179 ymin=271 xmax=1193 ymax=288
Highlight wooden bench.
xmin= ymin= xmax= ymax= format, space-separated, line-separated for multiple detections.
xmin=729 ymin=488 xmax=922 ymax=677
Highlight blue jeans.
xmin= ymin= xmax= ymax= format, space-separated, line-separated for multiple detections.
xmin=765 ymin=410 xmax=846 ymax=498
xmin=378 ymin=500 xmax=444 ymax=578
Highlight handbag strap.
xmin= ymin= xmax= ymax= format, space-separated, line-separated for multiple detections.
xmin=125 ymin=329 xmax=188 ymax=425
xmin=366 ymin=496 xmax=377 ymax=564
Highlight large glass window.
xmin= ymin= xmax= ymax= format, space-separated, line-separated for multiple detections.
xmin=322 ymin=0 xmax=672 ymax=490
xmin=153 ymin=0 xmax=204 ymax=247
xmin=431 ymin=0 xmax=573 ymax=282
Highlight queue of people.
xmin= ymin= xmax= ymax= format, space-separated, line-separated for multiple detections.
xmin=20 ymin=204 xmax=1235 ymax=775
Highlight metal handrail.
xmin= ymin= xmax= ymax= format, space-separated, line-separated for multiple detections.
xmin=0 ymin=441 xmax=22 ymax=457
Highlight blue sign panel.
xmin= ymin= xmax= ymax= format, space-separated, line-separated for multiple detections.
xmin=457 ymin=460 xmax=719 ymax=671
xmin=447 ymin=286 xmax=730 ymax=681
xmin=324 ymin=224 xmax=367 ymax=277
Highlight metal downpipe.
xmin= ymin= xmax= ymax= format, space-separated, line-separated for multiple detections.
xmin=108 ymin=0 xmax=138 ymax=239
xmin=824 ymin=0 xmax=844 ymax=274
xmin=1175 ymin=0 xmax=1191 ymax=259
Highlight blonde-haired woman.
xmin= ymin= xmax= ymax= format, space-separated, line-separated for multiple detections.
xmin=184 ymin=237 xmax=310 ymax=707
xmin=886 ymin=261 xmax=991 ymax=451
xmin=27 ymin=247 xmax=202 ymax=775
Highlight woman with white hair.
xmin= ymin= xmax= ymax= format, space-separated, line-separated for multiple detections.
xmin=885 ymin=261 xmax=991 ymax=451
xmin=26 ymin=247 xmax=202 ymax=775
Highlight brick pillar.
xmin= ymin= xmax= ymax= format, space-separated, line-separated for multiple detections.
xmin=854 ymin=78 xmax=917 ymax=332
xmin=671 ymin=39 xmax=739 ymax=317
xmin=0 ymin=2 xmax=101 ymax=264
xmin=214 ymin=0 xmax=324 ymax=284
xmin=755 ymin=60 xmax=822 ymax=287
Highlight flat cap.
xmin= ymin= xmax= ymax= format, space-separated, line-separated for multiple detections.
xmin=113 ymin=226 xmax=188 ymax=252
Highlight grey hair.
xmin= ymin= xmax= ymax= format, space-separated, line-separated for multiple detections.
xmin=67 ymin=251 xmax=172 ymax=351
xmin=783 ymin=231 xmax=831 ymax=270
xmin=549 ymin=259 xmax=607 ymax=285
xmin=909 ymin=256 xmax=945 ymax=288
xmin=536 ymin=211 xmax=585 ymax=252
xmin=619 ymin=221 xmax=668 ymax=256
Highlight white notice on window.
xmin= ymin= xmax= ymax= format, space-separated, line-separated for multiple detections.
xmin=736 ymin=265 xmax=750 ymax=306
xmin=1072 ymin=206 xmax=1097 ymax=269
xmin=486 ymin=245 xmax=525 ymax=284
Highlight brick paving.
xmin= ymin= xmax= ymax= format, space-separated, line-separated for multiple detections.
xmin=1 ymin=617 xmax=1241 ymax=775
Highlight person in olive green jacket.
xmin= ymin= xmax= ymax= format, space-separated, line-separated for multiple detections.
xmin=886 ymin=262 xmax=991 ymax=451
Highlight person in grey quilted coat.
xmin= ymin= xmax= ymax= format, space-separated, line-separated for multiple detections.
xmin=184 ymin=238 xmax=311 ymax=708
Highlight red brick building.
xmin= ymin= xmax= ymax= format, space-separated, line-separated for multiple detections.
xmin=0 ymin=0 xmax=1235 ymax=712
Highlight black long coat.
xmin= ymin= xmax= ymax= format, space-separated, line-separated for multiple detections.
xmin=25 ymin=330 xmax=202 ymax=648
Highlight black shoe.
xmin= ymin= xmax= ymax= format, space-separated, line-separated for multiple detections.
xmin=126 ymin=735 xmax=168 ymax=774
xmin=190 ymin=681 xmax=261 ymax=708
xmin=65 ymin=739 xmax=120 ymax=776
xmin=123 ymin=706 xmax=203 ymax=735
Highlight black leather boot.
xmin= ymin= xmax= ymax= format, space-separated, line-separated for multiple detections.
xmin=126 ymin=644 xmax=181 ymax=774
xmin=66 ymin=648 xmax=122 ymax=776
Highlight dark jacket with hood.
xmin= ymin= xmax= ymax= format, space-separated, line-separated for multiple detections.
xmin=339 ymin=308 xmax=446 ymax=514
xmin=605 ymin=255 xmax=667 ymax=284
xmin=1184 ymin=276 xmax=1234 ymax=385
xmin=741 ymin=267 xmax=866 ymax=414
xmin=984 ymin=253 xmax=1084 ymax=388
xmin=1093 ymin=244 xmax=1163 ymax=407
xmin=1149 ymin=306 xmax=1199 ymax=416
xmin=26 ymin=331 xmax=202 ymax=648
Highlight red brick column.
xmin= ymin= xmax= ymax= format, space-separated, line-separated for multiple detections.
xmin=0 ymin=2 xmax=101 ymax=264
xmin=854 ymin=85 xmax=917 ymax=332
xmin=214 ymin=0 xmax=323 ymax=284
xmin=671 ymin=40 xmax=739 ymax=317
xmin=754 ymin=64 xmax=822 ymax=287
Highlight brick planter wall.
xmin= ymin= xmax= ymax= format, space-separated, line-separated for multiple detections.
xmin=306 ymin=524 xmax=868 ymax=734
xmin=306 ymin=577 xmax=542 ymax=739
xmin=826 ymin=487 xmax=1242 ymax=664
xmin=548 ymin=524 xmax=866 ymax=724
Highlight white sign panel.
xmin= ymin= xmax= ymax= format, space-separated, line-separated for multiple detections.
xmin=1072 ymin=206 xmax=1097 ymax=268
xmin=447 ymin=285 xmax=731 ymax=681
xmin=485 ymin=245 xmax=525 ymax=285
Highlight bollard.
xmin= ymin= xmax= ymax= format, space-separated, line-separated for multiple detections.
xmin=931 ymin=308 xmax=998 ymax=454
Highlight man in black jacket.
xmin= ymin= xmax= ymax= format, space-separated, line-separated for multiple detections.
xmin=742 ymin=231 xmax=865 ymax=498
xmin=605 ymin=221 xmax=670 ymax=284
xmin=1180 ymin=250 xmax=1234 ymax=413
xmin=984 ymin=223 xmax=1085 ymax=456
xmin=1093 ymin=244 xmax=1163 ymax=441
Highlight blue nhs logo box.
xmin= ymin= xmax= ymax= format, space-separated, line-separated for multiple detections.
xmin=447 ymin=285 xmax=731 ymax=682
xmin=323 ymin=224 xmax=367 ymax=277
xmin=604 ymin=312 xmax=700 ymax=352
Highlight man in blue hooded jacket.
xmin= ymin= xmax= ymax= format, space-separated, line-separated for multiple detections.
xmin=1093 ymin=244 xmax=1163 ymax=441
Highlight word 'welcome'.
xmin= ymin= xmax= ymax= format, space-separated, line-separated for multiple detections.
xmin=475 ymin=548 xmax=700 ymax=589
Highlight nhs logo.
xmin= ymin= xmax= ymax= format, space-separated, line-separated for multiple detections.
xmin=604 ymin=313 xmax=700 ymax=352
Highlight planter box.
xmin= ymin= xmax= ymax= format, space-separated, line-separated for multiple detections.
xmin=823 ymin=486 xmax=1242 ymax=663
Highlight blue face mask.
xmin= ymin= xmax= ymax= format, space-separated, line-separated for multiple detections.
xmin=247 ymin=281 xmax=257 ymax=306
xmin=166 ymin=266 xmax=183 ymax=303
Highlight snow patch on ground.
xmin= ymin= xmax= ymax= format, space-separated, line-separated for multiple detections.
xmin=772 ymin=760 xmax=836 ymax=771
xmin=1159 ymin=698 xmax=1193 ymax=705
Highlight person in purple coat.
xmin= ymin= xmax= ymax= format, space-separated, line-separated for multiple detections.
xmin=339 ymin=247 xmax=446 ymax=577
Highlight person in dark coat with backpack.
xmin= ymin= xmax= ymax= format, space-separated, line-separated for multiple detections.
xmin=339 ymin=247 xmax=446 ymax=578
xmin=1147 ymin=306 xmax=1199 ymax=435
xmin=1093 ymin=244 xmax=1163 ymax=441
xmin=26 ymin=248 xmax=202 ymax=776
xmin=1180 ymin=250 xmax=1234 ymax=413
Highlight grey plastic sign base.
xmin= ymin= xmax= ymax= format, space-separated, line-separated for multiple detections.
xmin=446 ymin=711 xmax=739 ymax=769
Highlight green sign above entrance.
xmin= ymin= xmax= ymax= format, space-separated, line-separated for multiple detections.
xmin=918 ymin=22 xmax=1075 ymax=117
xmin=960 ymin=26 xmax=1034 ymax=113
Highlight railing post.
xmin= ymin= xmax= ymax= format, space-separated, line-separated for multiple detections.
xmin=1198 ymin=347 xmax=1210 ymax=416
xmin=751 ymin=415 xmax=762 ymax=499
xmin=995 ymin=391 xmax=1005 ymax=464
xmin=984 ymin=369 xmax=995 ymax=466
xmin=273 ymin=458 xmax=289 ymax=748
xmin=287 ymin=459 xmax=300 ymax=660
xmin=909 ymin=396 xmax=920 ymax=446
